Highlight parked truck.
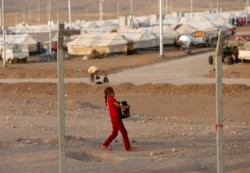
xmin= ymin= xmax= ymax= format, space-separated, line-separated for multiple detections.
xmin=238 ymin=42 xmax=250 ymax=62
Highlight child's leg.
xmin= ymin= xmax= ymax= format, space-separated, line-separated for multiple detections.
xmin=102 ymin=119 xmax=119 ymax=147
xmin=118 ymin=121 xmax=131 ymax=150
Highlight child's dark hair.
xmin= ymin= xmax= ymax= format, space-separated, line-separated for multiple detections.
xmin=104 ymin=87 xmax=114 ymax=106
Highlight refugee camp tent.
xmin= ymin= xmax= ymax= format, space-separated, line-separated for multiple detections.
xmin=174 ymin=24 xmax=197 ymax=35
xmin=203 ymin=13 xmax=225 ymax=21
xmin=0 ymin=34 xmax=38 ymax=53
xmin=67 ymin=32 xmax=128 ymax=56
xmin=231 ymin=11 xmax=248 ymax=26
xmin=51 ymin=32 xmax=71 ymax=48
xmin=220 ymin=12 xmax=238 ymax=25
xmin=102 ymin=19 xmax=119 ymax=26
xmin=78 ymin=21 xmax=100 ymax=29
xmin=82 ymin=26 xmax=116 ymax=34
xmin=212 ymin=20 xmax=235 ymax=30
xmin=178 ymin=14 xmax=208 ymax=24
xmin=119 ymin=27 xmax=158 ymax=49
xmin=162 ymin=15 xmax=180 ymax=25
xmin=151 ymin=25 xmax=179 ymax=45
xmin=134 ymin=16 xmax=150 ymax=27
xmin=8 ymin=24 xmax=29 ymax=34
xmin=187 ymin=21 xmax=218 ymax=32
xmin=64 ymin=22 xmax=81 ymax=30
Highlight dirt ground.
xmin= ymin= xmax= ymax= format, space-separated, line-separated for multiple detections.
xmin=0 ymin=46 xmax=250 ymax=173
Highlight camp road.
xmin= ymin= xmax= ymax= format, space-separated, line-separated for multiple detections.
xmin=1 ymin=52 xmax=250 ymax=86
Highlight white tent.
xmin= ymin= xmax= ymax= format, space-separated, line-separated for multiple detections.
xmin=187 ymin=21 xmax=218 ymax=32
xmin=78 ymin=21 xmax=100 ymax=29
xmin=151 ymin=25 xmax=179 ymax=45
xmin=0 ymin=34 xmax=37 ymax=53
xmin=178 ymin=14 xmax=209 ymax=24
xmin=163 ymin=16 xmax=180 ymax=25
xmin=119 ymin=27 xmax=158 ymax=49
xmin=8 ymin=24 xmax=29 ymax=34
xmin=67 ymin=32 xmax=128 ymax=56
xmin=220 ymin=12 xmax=238 ymax=25
xmin=134 ymin=16 xmax=150 ymax=27
xmin=174 ymin=24 xmax=197 ymax=35
xmin=82 ymin=26 xmax=118 ymax=34
xmin=203 ymin=13 xmax=225 ymax=21
xmin=212 ymin=20 xmax=235 ymax=30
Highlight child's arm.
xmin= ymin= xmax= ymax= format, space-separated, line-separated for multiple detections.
xmin=114 ymin=101 xmax=130 ymax=109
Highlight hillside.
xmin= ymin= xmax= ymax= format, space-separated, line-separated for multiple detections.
xmin=2 ymin=0 xmax=247 ymax=26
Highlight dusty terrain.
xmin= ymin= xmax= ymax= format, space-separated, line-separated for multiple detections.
xmin=3 ymin=0 xmax=247 ymax=26
xmin=0 ymin=46 xmax=250 ymax=173
xmin=0 ymin=0 xmax=250 ymax=172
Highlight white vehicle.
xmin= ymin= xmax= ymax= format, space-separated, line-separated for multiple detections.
xmin=179 ymin=35 xmax=208 ymax=48
xmin=238 ymin=42 xmax=250 ymax=62
xmin=5 ymin=47 xmax=29 ymax=64
xmin=179 ymin=31 xmax=209 ymax=49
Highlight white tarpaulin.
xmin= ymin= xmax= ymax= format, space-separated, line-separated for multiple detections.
xmin=0 ymin=34 xmax=37 ymax=53
xmin=67 ymin=32 xmax=128 ymax=56
xmin=174 ymin=24 xmax=197 ymax=35
xmin=119 ymin=27 xmax=158 ymax=49
xmin=151 ymin=25 xmax=179 ymax=45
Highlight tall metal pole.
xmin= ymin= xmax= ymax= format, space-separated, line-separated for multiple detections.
xmin=57 ymin=11 xmax=59 ymax=22
xmin=191 ymin=0 xmax=193 ymax=21
xmin=85 ymin=7 xmax=88 ymax=21
xmin=166 ymin=0 xmax=168 ymax=14
xmin=117 ymin=1 xmax=120 ymax=19
xmin=246 ymin=0 xmax=250 ymax=13
xmin=22 ymin=6 xmax=25 ymax=23
xmin=217 ymin=0 xmax=219 ymax=13
xmin=68 ymin=0 xmax=72 ymax=29
xmin=37 ymin=0 xmax=40 ymax=23
xmin=215 ymin=29 xmax=226 ymax=173
xmin=159 ymin=0 xmax=164 ymax=57
xmin=170 ymin=0 xmax=172 ymax=13
xmin=49 ymin=0 xmax=52 ymax=54
xmin=29 ymin=10 xmax=31 ymax=24
xmin=130 ymin=0 xmax=133 ymax=28
xmin=2 ymin=0 xmax=6 ymax=67
xmin=57 ymin=21 xmax=66 ymax=173
xmin=99 ymin=0 xmax=104 ymax=27
xmin=130 ymin=0 xmax=132 ymax=16
xmin=15 ymin=12 xmax=17 ymax=25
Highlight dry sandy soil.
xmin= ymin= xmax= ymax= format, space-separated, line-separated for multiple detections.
xmin=0 ymin=45 xmax=250 ymax=173
xmin=1 ymin=1 xmax=250 ymax=172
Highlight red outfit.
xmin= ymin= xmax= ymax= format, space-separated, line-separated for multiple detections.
xmin=102 ymin=96 xmax=131 ymax=150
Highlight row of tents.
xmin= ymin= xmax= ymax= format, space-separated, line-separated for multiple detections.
xmin=0 ymin=9 xmax=249 ymax=57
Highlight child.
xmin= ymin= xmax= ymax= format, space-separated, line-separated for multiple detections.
xmin=102 ymin=87 xmax=135 ymax=151
xmin=103 ymin=74 xmax=109 ymax=84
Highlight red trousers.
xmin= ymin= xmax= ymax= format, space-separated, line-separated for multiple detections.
xmin=103 ymin=117 xmax=131 ymax=150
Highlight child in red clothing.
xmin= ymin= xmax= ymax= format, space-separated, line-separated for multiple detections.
xmin=102 ymin=87 xmax=135 ymax=151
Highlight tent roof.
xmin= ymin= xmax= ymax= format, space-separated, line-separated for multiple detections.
xmin=119 ymin=27 xmax=157 ymax=41
xmin=151 ymin=25 xmax=179 ymax=37
xmin=0 ymin=34 xmax=37 ymax=45
xmin=174 ymin=24 xmax=196 ymax=35
xmin=187 ymin=21 xmax=218 ymax=32
xmin=67 ymin=33 xmax=127 ymax=47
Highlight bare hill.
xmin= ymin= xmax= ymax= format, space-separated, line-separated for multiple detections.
xmin=3 ymin=0 xmax=247 ymax=26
